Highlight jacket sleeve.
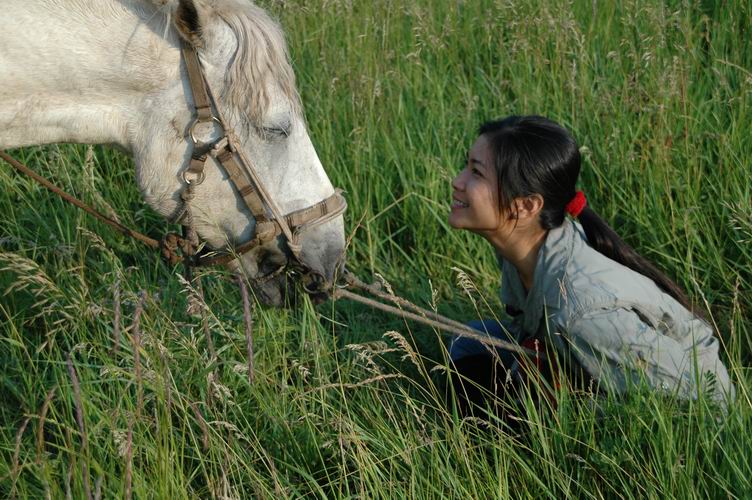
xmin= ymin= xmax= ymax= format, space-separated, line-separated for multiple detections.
xmin=563 ymin=307 xmax=731 ymax=401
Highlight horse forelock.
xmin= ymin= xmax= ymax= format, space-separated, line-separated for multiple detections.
xmin=212 ymin=2 xmax=301 ymax=131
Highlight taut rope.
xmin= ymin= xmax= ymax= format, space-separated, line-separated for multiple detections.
xmin=0 ymin=151 xmax=161 ymax=251
xmin=0 ymin=148 xmax=540 ymax=366
xmin=335 ymin=272 xmax=544 ymax=359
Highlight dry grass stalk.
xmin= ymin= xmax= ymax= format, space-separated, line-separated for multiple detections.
xmin=112 ymin=279 xmax=121 ymax=355
xmin=158 ymin=349 xmax=172 ymax=415
xmin=301 ymin=373 xmax=403 ymax=395
xmin=94 ymin=475 xmax=103 ymax=500
xmin=383 ymin=330 xmax=420 ymax=367
xmin=131 ymin=291 xmax=147 ymax=417
xmin=451 ymin=266 xmax=478 ymax=306
xmin=219 ymin=441 xmax=233 ymax=499
xmin=65 ymin=459 xmax=73 ymax=500
xmin=9 ymin=416 xmax=31 ymax=497
xmin=195 ymin=278 xmax=216 ymax=360
xmin=204 ymin=370 xmax=214 ymax=409
xmin=66 ymin=353 xmax=93 ymax=500
xmin=124 ymin=416 xmax=133 ymax=500
xmin=236 ymin=273 xmax=255 ymax=385
xmin=190 ymin=402 xmax=210 ymax=451
xmin=177 ymin=272 xmax=216 ymax=362
xmin=36 ymin=386 xmax=57 ymax=465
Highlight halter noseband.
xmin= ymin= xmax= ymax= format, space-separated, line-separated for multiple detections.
xmin=175 ymin=40 xmax=347 ymax=272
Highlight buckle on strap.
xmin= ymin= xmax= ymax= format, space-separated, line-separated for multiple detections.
xmin=182 ymin=156 xmax=207 ymax=185
xmin=192 ymin=191 xmax=347 ymax=268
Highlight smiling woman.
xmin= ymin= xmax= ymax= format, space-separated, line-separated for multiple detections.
xmin=447 ymin=115 xmax=734 ymax=415
xmin=449 ymin=134 xmax=516 ymax=234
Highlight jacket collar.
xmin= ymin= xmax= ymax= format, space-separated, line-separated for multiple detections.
xmin=500 ymin=219 xmax=580 ymax=334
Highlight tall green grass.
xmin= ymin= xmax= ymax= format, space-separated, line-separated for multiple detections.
xmin=1 ymin=0 xmax=750 ymax=497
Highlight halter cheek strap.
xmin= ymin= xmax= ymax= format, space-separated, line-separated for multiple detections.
xmin=565 ymin=190 xmax=587 ymax=218
xmin=177 ymin=41 xmax=347 ymax=268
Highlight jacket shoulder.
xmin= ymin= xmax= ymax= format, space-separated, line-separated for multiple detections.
xmin=557 ymin=241 xmax=670 ymax=323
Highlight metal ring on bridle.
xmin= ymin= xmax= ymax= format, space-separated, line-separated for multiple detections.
xmin=189 ymin=116 xmax=224 ymax=145
xmin=181 ymin=169 xmax=206 ymax=185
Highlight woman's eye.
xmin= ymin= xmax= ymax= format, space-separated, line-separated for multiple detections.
xmin=471 ymin=167 xmax=482 ymax=176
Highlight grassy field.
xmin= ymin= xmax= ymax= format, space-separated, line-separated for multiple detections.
xmin=1 ymin=0 xmax=751 ymax=497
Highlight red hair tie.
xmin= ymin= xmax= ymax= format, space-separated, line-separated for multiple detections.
xmin=565 ymin=191 xmax=587 ymax=218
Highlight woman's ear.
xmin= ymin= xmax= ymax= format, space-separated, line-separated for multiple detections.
xmin=510 ymin=194 xmax=544 ymax=221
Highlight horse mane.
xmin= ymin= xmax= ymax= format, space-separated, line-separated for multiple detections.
xmin=211 ymin=1 xmax=300 ymax=129
xmin=135 ymin=0 xmax=300 ymax=129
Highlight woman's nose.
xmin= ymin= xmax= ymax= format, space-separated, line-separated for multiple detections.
xmin=451 ymin=169 xmax=466 ymax=190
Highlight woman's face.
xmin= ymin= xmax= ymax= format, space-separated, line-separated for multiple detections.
xmin=449 ymin=134 xmax=504 ymax=233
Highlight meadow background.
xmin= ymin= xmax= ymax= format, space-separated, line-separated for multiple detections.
xmin=1 ymin=0 xmax=751 ymax=497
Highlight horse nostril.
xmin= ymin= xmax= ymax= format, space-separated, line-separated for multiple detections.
xmin=301 ymin=271 xmax=329 ymax=295
xmin=256 ymin=247 xmax=288 ymax=281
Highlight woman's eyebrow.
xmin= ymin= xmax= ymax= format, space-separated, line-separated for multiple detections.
xmin=465 ymin=152 xmax=485 ymax=165
xmin=464 ymin=154 xmax=488 ymax=174
xmin=469 ymin=156 xmax=487 ymax=171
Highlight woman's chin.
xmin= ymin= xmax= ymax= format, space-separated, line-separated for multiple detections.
xmin=447 ymin=213 xmax=473 ymax=230
xmin=448 ymin=211 xmax=467 ymax=229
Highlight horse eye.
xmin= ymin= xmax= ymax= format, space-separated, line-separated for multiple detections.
xmin=261 ymin=123 xmax=291 ymax=140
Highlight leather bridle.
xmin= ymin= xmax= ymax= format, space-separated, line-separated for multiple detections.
xmin=0 ymin=39 xmax=347 ymax=292
xmin=175 ymin=41 xmax=347 ymax=273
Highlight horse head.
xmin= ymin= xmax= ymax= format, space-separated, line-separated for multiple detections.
xmin=0 ymin=0 xmax=346 ymax=306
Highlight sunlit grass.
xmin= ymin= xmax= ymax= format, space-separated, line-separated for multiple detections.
xmin=1 ymin=0 xmax=751 ymax=497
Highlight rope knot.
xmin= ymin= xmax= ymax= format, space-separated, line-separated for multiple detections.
xmin=179 ymin=236 xmax=196 ymax=258
xmin=160 ymin=232 xmax=198 ymax=266
xmin=160 ymin=233 xmax=182 ymax=266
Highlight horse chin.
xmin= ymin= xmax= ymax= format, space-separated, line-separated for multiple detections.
xmin=252 ymin=272 xmax=331 ymax=308
xmin=253 ymin=272 xmax=289 ymax=308
xmin=233 ymin=251 xmax=334 ymax=308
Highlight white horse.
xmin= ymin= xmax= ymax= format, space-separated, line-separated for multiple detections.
xmin=0 ymin=0 xmax=345 ymax=306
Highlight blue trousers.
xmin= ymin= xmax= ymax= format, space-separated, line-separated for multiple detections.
xmin=449 ymin=319 xmax=520 ymax=369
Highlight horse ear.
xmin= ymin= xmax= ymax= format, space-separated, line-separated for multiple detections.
xmin=174 ymin=0 xmax=203 ymax=47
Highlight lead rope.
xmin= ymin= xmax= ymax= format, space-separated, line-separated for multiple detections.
xmin=1 ymin=150 xmax=536 ymax=364
xmin=334 ymin=272 xmax=545 ymax=360
xmin=0 ymin=150 xmax=160 ymax=250
xmin=0 ymin=150 xmax=199 ymax=266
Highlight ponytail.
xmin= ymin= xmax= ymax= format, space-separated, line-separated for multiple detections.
xmin=577 ymin=206 xmax=704 ymax=319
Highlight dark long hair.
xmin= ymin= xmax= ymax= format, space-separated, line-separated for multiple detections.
xmin=480 ymin=115 xmax=698 ymax=315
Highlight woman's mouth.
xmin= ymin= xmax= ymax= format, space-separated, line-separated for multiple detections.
xmin=452 ymin=199 xmax=469 ymax=209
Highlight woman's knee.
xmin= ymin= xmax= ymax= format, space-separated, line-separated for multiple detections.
xmin=449 ymin=319 xmax=515 ymax=362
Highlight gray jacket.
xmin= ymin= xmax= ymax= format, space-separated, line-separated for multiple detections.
xmin=499 ymin=219 xmax=734 ymax=403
